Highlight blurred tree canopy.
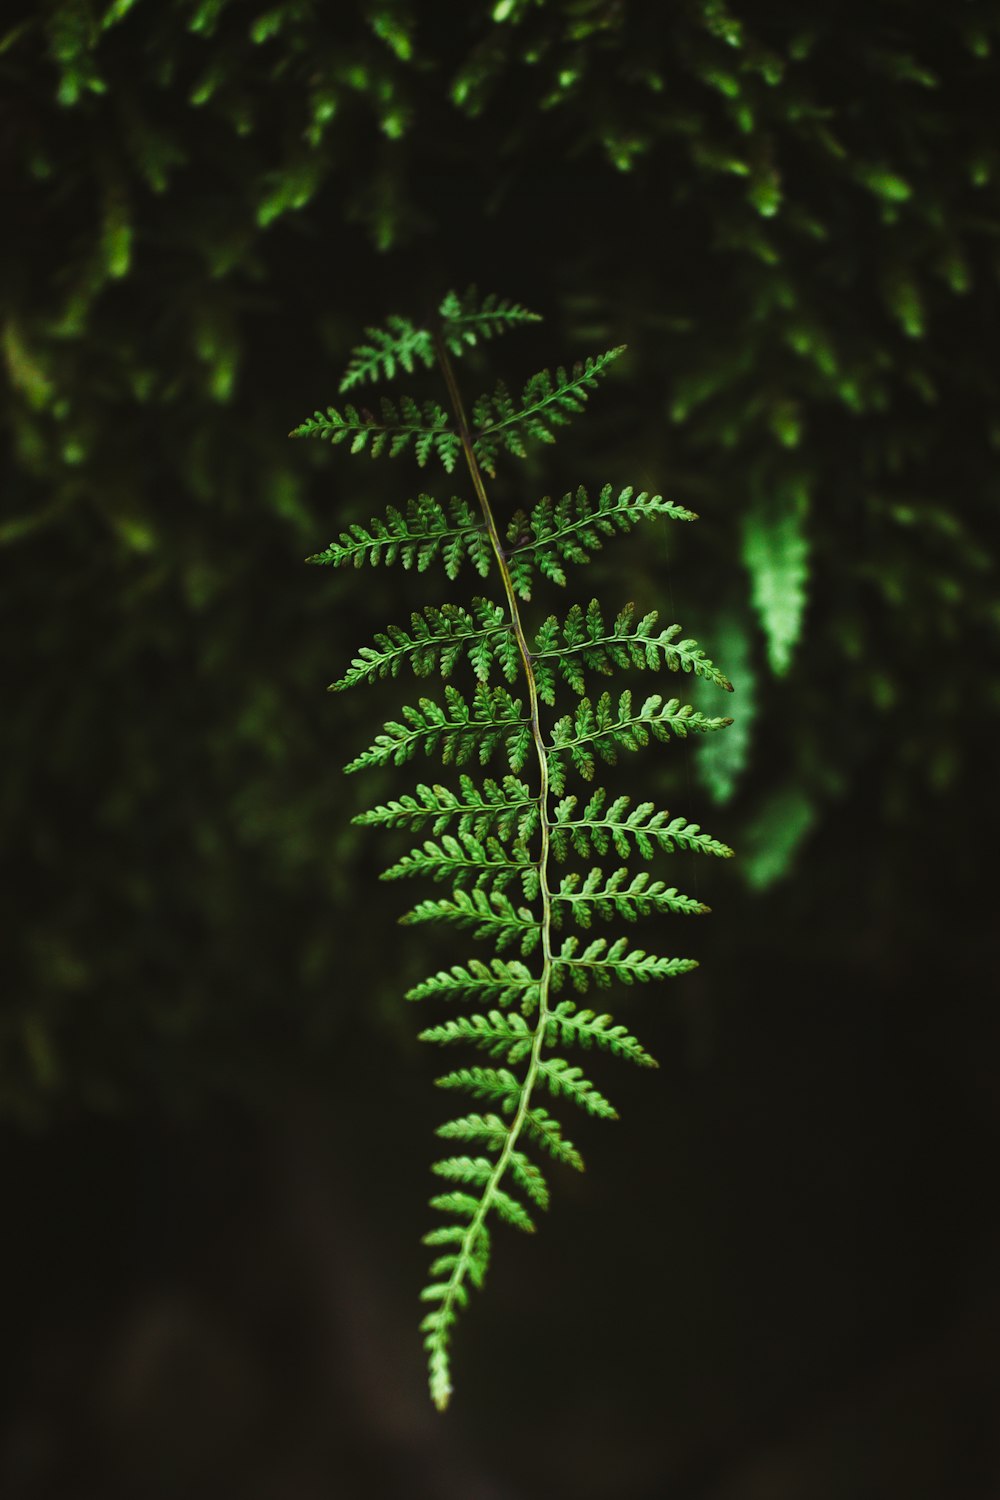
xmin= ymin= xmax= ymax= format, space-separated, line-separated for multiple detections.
xmin=2 ymin=0 xmax=998 ymax=1123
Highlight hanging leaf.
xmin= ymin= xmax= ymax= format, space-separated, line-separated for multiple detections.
xmin=741 ymin=478 xmax=810 ymax=676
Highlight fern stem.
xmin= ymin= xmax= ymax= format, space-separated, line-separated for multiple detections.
xmin=431 ymin=333 xmax=556 ymax=1410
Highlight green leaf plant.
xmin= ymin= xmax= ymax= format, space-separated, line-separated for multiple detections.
xmin=292 ymin=290 xmax=735 ymax=1410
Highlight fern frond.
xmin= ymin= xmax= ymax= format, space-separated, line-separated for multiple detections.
xmin=306 ymin=493 xmax=492 ymax=577
xmin=553 ymin=934 xmax=699 ymax=991
xmin=332 ymin=599 xmax=517 ymax=691
xmin=533 ymin=599 xmax=734 ymax=703
xmin=381 ymin=831 xmax=536 ymax=895
xmin=406 ymin=958 xmax=539 ymax=1007
xmin=547 ymin=690 xmax=734 ymax=794
xmin=552 ymin=867 xmax=709 ymax=928
xmin=549 ymin=790 xmax=734 ymax=861
xmin=354 ymin=775 xmax=540 ymax=842
xmin=339 ymin=314 xmax=436 ymax=392
xmin=502 ymin=485 xmax=698 ymax=599
xmin=400 ymin=887 xmax=541 ymax=954
xmin=471 ymin=347 xmax=626 ymax=476
xmin=439 ymin=287 xmax=542 ymax=352
xmin=297 ymin=289 xmax=734 ymax=1411
xmin=291 ymin=395 xmax=461 ymax=471
xmin=344 ymin=684 xmax=530 ymax=774
xmin=545 ymin=999 xmax=658 ymax=1068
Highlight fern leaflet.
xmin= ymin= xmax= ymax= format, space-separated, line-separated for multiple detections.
xmin=332 ymin=600 xmax=518 ymax=691
xmin=306 ymin=494 xmax=491 ymax=576
xmin=501 ymin=484 xmax=698 ymax=597
xmin=406 ymin=959 xmax=539 ymax=1008
xmin=291 ymin=395 xmax=461 ymax=471
xmin=381 ymin=832 xmax=536 ymax=895
xmin=439 ymin=287 xmax=542 ymax=350
xmin=549 ymin=790 xmax=733 ymax=861
xmin=471 ymin=346 xmax=625 ymax=475
xmin=354 ymin=775 xmax=539 ymax=841
xmin=547 ymin=690 xmax=734 ymax=795
xmin=339 ymin=314 xmax=436 ymax=392
xmin=532 ymin=598 xmax=733 ymax=702
xmin=552 ymin=866 xmax=710 ymax=926
xmin=343 ymin=683 xmax=530 ymax=774
xmin=338 ymin=289 xmax=542 ymax=392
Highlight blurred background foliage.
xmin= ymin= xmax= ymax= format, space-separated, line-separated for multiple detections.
xmin=3 ymin=0 xmax=997 ymax=1114
xmin=2 ymin=2 xmax=999 ymax=1493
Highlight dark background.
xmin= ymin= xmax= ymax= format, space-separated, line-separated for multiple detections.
xmin=2 ymin=2 xmax=998 ymax=1496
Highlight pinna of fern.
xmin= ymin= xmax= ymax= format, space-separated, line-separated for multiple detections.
xmin=292 ymin=289 xmax=734 ymax=1411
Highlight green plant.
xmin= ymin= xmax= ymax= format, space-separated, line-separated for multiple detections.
xmin=292 ymin=290 xmax=734 ymax=1410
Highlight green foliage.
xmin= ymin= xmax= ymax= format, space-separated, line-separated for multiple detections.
xmin=295 ymin=292 xmax=733 ymax=1409
xmin=470 ymin=346 xmax=625 ymax=475
xmin=532 ymin=599 xmax=733 ymax=703
xmin=306 ymin=494 xmax=493 ymax=576
xmin=502 ymin=484 xmax=697 ymax=597
xmin=295 ymin=345 xmax=623 ymax=479
xmin=290 ymin=395 xmax=461 ymax=471
xmin=4 ymin=0 xmax=995 ymax=1306
xmin=742 ymin=479 xmax=811 ymax=675
xmin=546 ymin=690 xmax=733 ymax=796
xmin=331 ymin=600 xmax=517 ymax=690
xmin=355 ymin=774 xmax=539 ymax=841
xmin=740 ymin=787 xmax=816 ymax=890
xmin=552 ymin=867 xmax=710 ymax=926
xmin=552 ymin=934 xmax=700 ymax=991
xmin=438 ymin=288 xmax=543 ymax=351
xmin=401 ymin=887 xmax=542 ymax=954
xmin=343 ymin=683 xmax=530 ymax=775
xmin=693 ymin=615 xmax=758 ymax=806
xmin=406 ymin=958 xmax=539 ymax=1007
xmin=337 ymin=290 xmax=541 ymax=392
xmin=549 ymin=789 xmax=733 ymax=861
xmin=339 ymin=314 xmax=436 ymax=393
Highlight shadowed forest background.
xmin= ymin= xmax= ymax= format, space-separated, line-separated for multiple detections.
xmin=2 ymin=2 xmax=999 ymax=1496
